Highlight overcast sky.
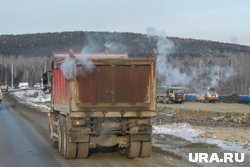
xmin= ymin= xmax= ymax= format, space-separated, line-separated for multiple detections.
xmin=0 ymin=0 xmax=249 ymax=45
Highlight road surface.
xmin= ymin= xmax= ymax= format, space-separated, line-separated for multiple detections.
xmin=0 ymin=95 xmax=176 ymax=167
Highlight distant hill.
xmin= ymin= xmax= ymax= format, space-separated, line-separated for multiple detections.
xmin=0 ymin=31 xmax=249 ymax=94
xmin=0 ymin=31 xmax=250 ymax=57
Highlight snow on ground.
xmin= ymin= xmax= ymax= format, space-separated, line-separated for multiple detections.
xmin=12 ymin=89 xmax=51 ymax=112
xmin=153 ymin=123 xmax=250 ymax=155
xmin=10 ymin=90 xmax=250 ymax=154
xmin=153 ymin=123 xmax=201 ymax=141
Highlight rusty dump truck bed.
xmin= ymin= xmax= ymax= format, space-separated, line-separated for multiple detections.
xmin=49 ymin=51 xmax=157 ymax=159
xmin=52 ymin=51 xmax=156 ymax=117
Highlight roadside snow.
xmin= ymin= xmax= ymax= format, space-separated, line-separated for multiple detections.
xmin=153 ymin=123 xmax=202 ymax=142
xmin=13 ymin=89 xmax=51 ymax=102
xmin=12 ymin=89 xmax=51 ymax=112
xmin=153 ymin=123 xmax=250 ymax=155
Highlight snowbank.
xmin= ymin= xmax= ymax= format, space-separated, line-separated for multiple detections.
xmin=12 ymin=89 xmax=51 ymax=112
xmin=153 ymin=123 xmax=201 ymax=141
xmin=153 ymin=123 xmax=250 ymax=155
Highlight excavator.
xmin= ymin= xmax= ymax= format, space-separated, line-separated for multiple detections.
xmin=204 ymin=87 xmax=219 ymax=103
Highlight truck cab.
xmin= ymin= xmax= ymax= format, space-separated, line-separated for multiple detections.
xmin=156 ymin=86 xmax=185 ymax=104
xmin=167 ymin=87 xmax=185 ymax=104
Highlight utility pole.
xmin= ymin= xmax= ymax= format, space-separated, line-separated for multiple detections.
xmin=11 ymin=64 xmax=14 ymax=88
xmin=44 ymin=63 xmax=47 ymax=72
xmin=5 ymin=66 xmax=7 ymax=85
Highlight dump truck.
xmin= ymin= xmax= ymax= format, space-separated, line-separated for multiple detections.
xmin=156 ymin=86 xmax=185 ymax=104
xmin=47 ymin=50 xmax=157 ymax=159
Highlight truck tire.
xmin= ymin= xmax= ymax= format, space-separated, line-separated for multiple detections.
xmin=77 ymin=142 xmax=89 ymax=159
xmin=140 ymin=141 xmax=151 ymax=157
xmin=126 ymin=141 xmax=141 ymax=158
xmin=49 ymin=127 xmax=58 ymax=148
xmin=58 ymin=124 xmax=64 ymax=155
xmin=52 ymin=140 xmax=58 ymax=148
xmin=49 ymin=120 xmax=58 ymax=148
xmin=63 ymin=125 xmax=77 ymax=159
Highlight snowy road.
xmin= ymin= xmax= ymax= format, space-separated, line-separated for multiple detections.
xmin=0 ymin=98 xmax=63 ymax=167
xmin=0 ymin=95 xmax=176 ymax=167
xmin=2 ymin=93 xmax=249 ymax=167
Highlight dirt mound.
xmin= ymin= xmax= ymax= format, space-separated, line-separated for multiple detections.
xmin=156 ymin=106 xmax=250 ymax=127
xmin=220 ymin=93 xmax=242 ymax=103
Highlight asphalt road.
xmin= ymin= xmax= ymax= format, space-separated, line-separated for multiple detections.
xmin=0 ymin=95 xmax=176 ymax=167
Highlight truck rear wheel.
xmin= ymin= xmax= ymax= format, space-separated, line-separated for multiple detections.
xmin=51 ymin=133 xmax=58 ymax=148
xmin=49 ymin=120 xmax=58 ymax=148
xmin=126 ymin=141 xmax=141 ymax=158
xmin=63 ymin=125 xmax=77 ymax=159
xmin=77 ymin=142 xmax=89 ymax=159
xmin=58 ymin=124 xmax=64 ymax=155
xmin=140 ymin=141 xmax=151 ymax=157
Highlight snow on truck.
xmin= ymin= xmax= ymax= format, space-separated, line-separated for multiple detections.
xmin=47 ymin=50 xmax=157 ymax=159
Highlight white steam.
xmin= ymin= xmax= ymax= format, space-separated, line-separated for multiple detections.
xmin=104 ymin=42 xmax=125 ymax=52
xmin=77 ymin=51 xmax=95 ymax=72
xmin=147 ymin=27 xmax=235 ymax=93
xmin=211 ymin=68 xmax=220 ymax=87
xmin=60 ymin=56 xmax=75 ymax=80
xmin=60 ymin=49 xmax=95 ymax=80
xmin=147 ymin=27 xmax=187 ymax=86
xmin=156 ymin=35 xmax=174 ymax=82
xmin=168 ymin=68 xmax=191 ymax=85
xmin=209 ymin=65 xmax=235 ymax=87
xmin=104 ymin=42 xmax=112 ymax=49
xmin=187 ymin=65 xmax=235 ymax=94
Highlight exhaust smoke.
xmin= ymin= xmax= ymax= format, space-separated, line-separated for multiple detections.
xmin=147 ymin=27 xmax=190 ymax=86
xmin=147 ymin=27 xmax=235 ymax=93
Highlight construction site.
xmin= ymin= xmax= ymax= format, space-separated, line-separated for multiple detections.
xmin=0 ymin=48 xmax=248 ymax=167
xmin=0 ymin=1 xmax=250 ymax=166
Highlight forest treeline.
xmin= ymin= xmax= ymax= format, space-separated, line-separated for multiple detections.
xmin=0 ymin=31 xmax=249 ymax=94
xmin=1 ymin=31 xmax=250 ymax=57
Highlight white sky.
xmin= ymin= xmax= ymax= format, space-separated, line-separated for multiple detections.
xmin=0 ymin=0 xmax=249 ymax=46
